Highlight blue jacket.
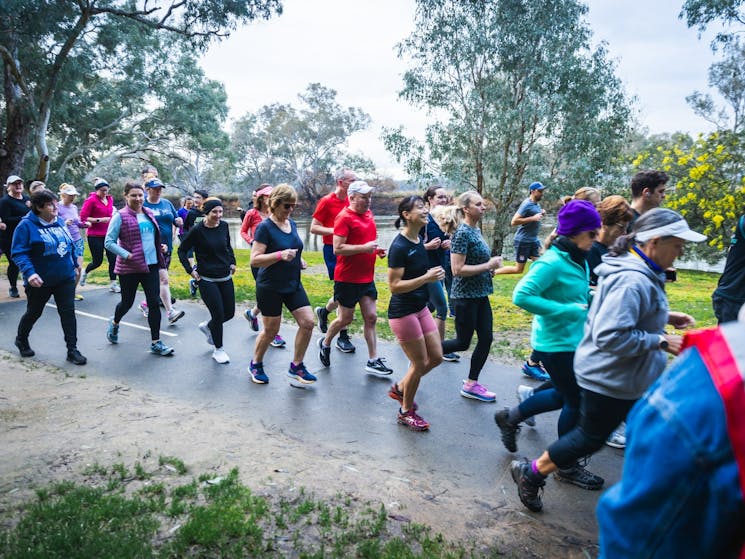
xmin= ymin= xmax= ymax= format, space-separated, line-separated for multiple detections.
xmin=11 ymin=212 xmax=77 ymax=287
xmin=598 ymin=324 xmax=745 ymax=558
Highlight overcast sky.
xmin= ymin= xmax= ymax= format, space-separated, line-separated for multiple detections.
xmin=200 ymin=0 xmax=719 ymax=176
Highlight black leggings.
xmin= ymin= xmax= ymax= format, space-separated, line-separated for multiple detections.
xmin=1 ymin=241 xmax=18 ymax=288
xmin=548 ymin=388 xmax=636 ymax=469
xmin=198 ymin=278 xmax=235 ymax=349
xmin=442 ymin=297 xmax=493 ymax=381
xmin=17 ymin=279 xmax=77 ymax=350
xmin=85 ymin=236 xmax=117 ymax=280
xmin=114 ymin=265 xmax=161 ymax=341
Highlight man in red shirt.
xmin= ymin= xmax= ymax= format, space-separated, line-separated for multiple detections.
xmin=311 ymin=168 xmax=357 ymax=353
xmin=317 ymin=180 xmax=393 ymax=375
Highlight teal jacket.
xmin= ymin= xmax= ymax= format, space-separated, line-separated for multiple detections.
xmin=512 ymin=245 xmax=591 ymax=352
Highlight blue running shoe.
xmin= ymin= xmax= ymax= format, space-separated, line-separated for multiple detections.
xmin=521 ymin=361 xmax=550 ymax=382
xmin=249 ymin=361 xmax=269 ymax=384
xmin=287 ymin=362 xmax=317 ymax=385
xmin=150 ymin=340 xmax=174 ymax=356
xmin=106 ymin=317 xmax=119 ymax=344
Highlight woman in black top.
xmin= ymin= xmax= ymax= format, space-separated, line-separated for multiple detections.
xmin=178 ymin=197 xmax=236 ymax=364
xmin=386 ymin=196 xmax=445 ymax=431
xmin=0 ymin=175 xmax=31 ymax=298
xmin=248 ymin=184 xmax=316 ymax=387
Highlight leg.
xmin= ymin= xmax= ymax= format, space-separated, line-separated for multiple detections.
xmin=105 ymin=245 xmax=117 ymax=281
xmin=158 ymin=268 xmax=173 ymax=314
xmin=398 ymin=327 xmax=443 ymax=410
xmin=85 ymin=236 xmax=104 ymax=273
xmin=17 ymin=284 xmax=53 ymax=341
xmin=141 ymin=267 xmax=162 ymax=341
xmin=427 ymin=281 xmax=448 ymax=340
xmin=291 ymin=306 xmax=314 ymax=364
xmin=534 ymin=350 xmax=581 ymax=437
xmin=467 ymin=297 xmax=493 ymax=381
xmin=113 ymin=273 xmax=139 ymax=323
xmin=51 ymin=280 xmax=78 ymax=350
xmin=442 ymin=299 xmax=476 ymax=354
xmin=199 ymin=280 xmax=225 ymax=348
xmin=358 ymin=295 xmax=378 ymax=360
xmin=255 ymin=315 xmax=281 ymax=363
xmin=324 ymin=304 xmax=355 ymax=346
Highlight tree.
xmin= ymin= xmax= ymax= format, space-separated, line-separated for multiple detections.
xmin=0 ymin=0 xmax=282 ymax=181
xmin=385 ymin=0 xmax=631 ymax=253
xmin=681 ymin=0 xmax=745 ymax=45
xmin=230 ymin=83 xmax=372 ymax=203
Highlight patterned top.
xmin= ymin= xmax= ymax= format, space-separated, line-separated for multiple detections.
xmin=450 ymin=223 xmax=493 ymax=299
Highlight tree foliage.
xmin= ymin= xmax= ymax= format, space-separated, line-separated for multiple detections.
xmin=681 ymin=0 xmax=745 ymax=44
xmin=230 ymin=83 xmax=372 ymax=203
xmin=0 ymin=0 xmax=282 ymax=182
xmin=385 ymin=0 xmax=631 ymax=253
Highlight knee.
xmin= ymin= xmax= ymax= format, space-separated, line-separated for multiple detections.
xmin=263 ymin=322 xmax=280 ymax=337
xmin=159 ymin=275 xmax=169 ymax=286
xmin=297 ymin=316 xmax=314 ymax=331
xmin=362 ymin=314 xmax=377 ymax=329
xmin=335 ymin=314 xmax=353 ymax=328
xmin=428 ymin=353 xmax=443 ymax=369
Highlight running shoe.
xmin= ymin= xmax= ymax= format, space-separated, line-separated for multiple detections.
xmin=74 ymin=293 xmax=84 ymax=301
xmin=189 ymin=278 xmax=198 ymax=297
xmin=521 ymin=361 xmax=550 ymax=381
xmin=109 ymin=280 xmax=120 ymax=293
xmin=198 ymin=321 xmax=214 ymax=345
xmin=554 ymin=462 xmax=604 ymax=490
xmin=387 ymin=382 xmax=418 ymax=411
xmin=249 ymin=360 xmax=269 ymax=384
xmin=510 ymin=458 xmax=545 ymax=512
xmin=212 ymin=348 xmax=230 ymax=364
xmin=336 ymin=332 xmax=355 ymax=353
xmin=442 ymin=352 xmax=460 ymax=362
xmin=66 ymin=348 xmax=87 ymax=365
xmin=167 ymin=308 xmax=185 ymax=324
xmin=397 ymin=408 xmax=429 ymax=431
xmin=318 ymin=337 xmax=331 ymax=367
xmin=365 ymin=357 xmax=393 ymax=375
xmin=287 ymin=362 xmax=317 ymax=385
xmin=106 ymin=318 xmax=119 ymax=344
xmin=494 ymin=408 xmax=521 ymax=452
xmin=516 ymin=385 xmax=536 ymax=427
xmin=315 ymin=306 xmax=329 ymax=333
xmin=14 ymin=337 xmax=34 ymax=357
xmin=79 ymin=271 xmax=87 ymax=286
xmin=460 ymin=381 xmax=496 ymax=402
xmin=150 ymin=340 xmax=174 ymax=356
xmin=245 ymin=309 xmax=259 ymax=332
xmin=9 ymin=286 xmax=19 ymax=298
xmin=138 ymin=301 xmax=149 ymax=318
xmin=270 ymin=334 xmax=286 ymax=348
xmin=606 ymin=422 xmax=626 ymax=449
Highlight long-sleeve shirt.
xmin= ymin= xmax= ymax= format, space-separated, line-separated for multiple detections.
xmin=0 ymin=193 xmax=30 ymax=245
xmin=79 ymin=192 xmax=114 ymax=237
xmin=178 ymin=221 xmax=235 ymax=279
xmin=57 ymin=203 xmax=88 ymax=242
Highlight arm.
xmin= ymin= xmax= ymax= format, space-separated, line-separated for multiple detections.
xmin=332 ymin=234 xmax=378 ymax=256
xmin=513 ymin=259 xmax=586 ymax=319
xmin=177 ymin=227 xmax=197 ymax=275
xmin=239 ymin=211 xmax=252 ymax=244
xmin=103 ymin=213 xmax=129 ymax=259
xmin=450 ymin=251 xmax=501 ymax=277
xmin=511 ymin=210 xmax=542 ymax=227
xmin=310 ymin=217 xmax=333 ymax=237
xmin=225 ymin=223 xmax=236 ymax=273
xmin=388 ymin=266 xmax=444 ymax=295
xmin=9 ymin=222 xmax=38 ymax=282
xmin=249 ymin=241 xmax=297 ymax=268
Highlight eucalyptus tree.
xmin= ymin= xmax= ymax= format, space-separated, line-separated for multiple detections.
xmin=385 ymin=0 xmax=630 ymax=253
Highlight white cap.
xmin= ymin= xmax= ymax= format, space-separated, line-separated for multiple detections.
xmin=5 ymin=175 xmax=22 ymax=185
xmin=348 ymin=180 xmax=374 ymax=195
xmin=635 ymin=217 xmax=706 ymax=243
xmin=59 ymin=183 xmax=80 ymax=196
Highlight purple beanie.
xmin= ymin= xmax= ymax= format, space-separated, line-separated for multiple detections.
xmin=556 ymin=199 xmax=601 ymax=237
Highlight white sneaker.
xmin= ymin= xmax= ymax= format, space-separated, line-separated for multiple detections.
xmin=212 ymin=347 xmax=230 ymax=364
xmin=606 ymin=421 xmax=626 ymax=449
xmin=198 ymin=321 xmax=213 ymax=345
xmin=109 ymin=280 xmax=120 ymax=293
xmin=516 ymin=385 xmax=536 ymax=427
xmin=167 ymin=308 xmax=185 ymax=324
xmin=79 ymin=271 xmax=87 ymax=286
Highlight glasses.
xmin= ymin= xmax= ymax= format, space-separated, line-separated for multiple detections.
xmin=283 ymin=203 xmax=297 ymax=210
xmin=588 ymin=230 xmax=599 ymax=239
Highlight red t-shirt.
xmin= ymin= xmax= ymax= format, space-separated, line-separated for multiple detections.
xmin=333 ymin=207 xmax=377 ymax=283
xmin=313 ymin=192 xmax=348 ymax=245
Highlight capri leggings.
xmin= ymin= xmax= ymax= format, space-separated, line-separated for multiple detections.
xmin=389 ymin=306 xmax=438 ymax=343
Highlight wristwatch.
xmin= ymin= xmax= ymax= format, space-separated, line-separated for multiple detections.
xmin=658 ymin=335 xmax=669 ymax=351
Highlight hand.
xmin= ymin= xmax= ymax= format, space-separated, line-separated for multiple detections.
xmin=376 ymin=248 xmax=387 ymax=258
xmin=441 ymin=239 xmax=451 ymax=250
xmin=488 ymin=255 xmax=503 ymax=270
xmin=363 ymin=241 xmax=379 ymax=254
xmin=229 ymin=265 xmax=236 ymax=275
xmin=65 ymin=218 xmax=73 ymax=226
xmin=280 ymin=248 xmax=298 ymax=261
xmin=191 ymin=270 xmax=201 ymax=281
xmin=662 ymin=333 xmax=684 ymax=356
xmin=161 ymin=243 xmax=168 ymax=254
xmin=301 ymin=258 xmax=308 ymax=270
xmin=427 ymin=266 xmax=446 ymax=282
xmin=28 ymin=274 xmax=43 ymax=288
xmin=424 ymin=238 xmax=441 ymax=250
xmin=533 ymin=212 xmax=544 ymax=222
xmin=668 ymin=311 xmax=695 ymax=330
xmin=0 ymin=222 xmax=6 ymax=231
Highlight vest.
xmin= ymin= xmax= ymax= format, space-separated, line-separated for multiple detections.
xmin=113 ymin=206 xmax=164 ymax=275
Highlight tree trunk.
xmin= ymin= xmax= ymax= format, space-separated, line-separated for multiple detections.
xmin=0 ymin=44 xmax=31 ymax=179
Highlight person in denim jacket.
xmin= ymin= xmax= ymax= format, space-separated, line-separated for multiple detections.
xmin=598 ymin=313 xmax=745 ymax=558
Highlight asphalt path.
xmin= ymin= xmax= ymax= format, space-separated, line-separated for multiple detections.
xmin=0 ymin=287 xmax=624 ymax=541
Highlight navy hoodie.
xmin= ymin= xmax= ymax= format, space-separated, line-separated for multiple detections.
xmin=11 ymin=212 xmax=77 ymax=287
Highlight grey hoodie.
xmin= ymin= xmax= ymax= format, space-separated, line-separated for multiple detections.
xmin=574 ymin=251 xmax=668 ymax=400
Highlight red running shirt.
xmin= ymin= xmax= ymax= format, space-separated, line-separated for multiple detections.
xmin=313 ymin=192 xmax=348 ymax=245
xmin=333 ymin=207 xmax=377 ymax=283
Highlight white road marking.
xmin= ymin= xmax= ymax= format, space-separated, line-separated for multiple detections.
xmin=46 ymin=304 xmax=178 ymax=337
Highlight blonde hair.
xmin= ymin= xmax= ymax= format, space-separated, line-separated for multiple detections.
xmin=561 ymin=186 xmax=601 ymax=206
xmin=269 ymin=183 xmax=297 ymax=213
xmin=431 ymin=204 xmax=460 ymax=235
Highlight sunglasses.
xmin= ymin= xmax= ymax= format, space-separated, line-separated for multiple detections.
xmin=588 ymin=230 xmax=599 ymax=239
xmin=283 ymin=203 xmax=297 ymax=210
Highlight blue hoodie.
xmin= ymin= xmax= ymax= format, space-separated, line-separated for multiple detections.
xmin=11 ymin=212 xmax=77 ymax=287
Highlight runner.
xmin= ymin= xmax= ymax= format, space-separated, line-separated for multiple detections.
xmin=317 ymin=180 xmax=393 ymax=376
xmin=311 ymin=168 xmax=356 ymax=353
xmin=178 ymin=197 xmax=236 ymax=364
xmin=80 ymin=178 xmax=118 ymax=293
xmin=0 ymin=175 xmax=31 ymax=298
xmin=183 ymin=189 xmax=208 ymax=297
xmin=248 ymin=184 xmax=316 ymax=385
xmin=386 ymin=195 xmax=445 ymax=430
xmin=57 ymin=183 xmax=90 ymax=301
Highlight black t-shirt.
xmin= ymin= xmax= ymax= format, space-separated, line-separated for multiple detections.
xmin=184 ymin=208 xmax=204 ymax=232
xmin=177 ymin=221 xmax=235 ymax=278
xmin=0 ymin=193 xmax=30 ymax=244
xmin=254 ymin=218 xmax=303 ymax=294
xmin=714 ymin=215 xmax=745 ymax=303
xmin=387 ymin=233 xmax=430 ymax=319
xmin=587 ymin=240 xmax=609 ymax=286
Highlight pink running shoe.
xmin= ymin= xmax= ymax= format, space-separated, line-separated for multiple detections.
xmin=460 ymin=380 xmax=496 ymax=402
xmin=387 ymin=383 xmax=418 ymax=411
xmin=397 ymin=408 xmax=429 ymax=431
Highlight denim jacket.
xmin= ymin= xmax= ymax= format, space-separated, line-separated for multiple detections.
xmin=598 ymin=324 xmax=745 ymax=558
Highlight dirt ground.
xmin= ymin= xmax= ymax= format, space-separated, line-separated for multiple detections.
xmin=0 ymin=351 xmax=598 ymax=558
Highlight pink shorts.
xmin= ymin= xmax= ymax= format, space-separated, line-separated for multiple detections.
xmin=389 ymin=307 xmax=438 ymax=343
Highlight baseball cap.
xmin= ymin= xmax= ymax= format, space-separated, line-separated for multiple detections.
xmin=6 ymin=175 xmax=23 ymax=185
xmin=635 ymin=214 xmax=706 ymax=243
xmin=58 ymin=183 xmax=80 ymax=196
xmin=348 ymin=180 xmax=374 ymax=195
xmin=144 ymin=178 xmax=165 ymax=188
xmin=94 ymin=178 xmax=109 ymax=189
xmin=529 ymin=181 xmax=546 ymax=191
xmin=255 ymin=186 xmax=273 ymax=198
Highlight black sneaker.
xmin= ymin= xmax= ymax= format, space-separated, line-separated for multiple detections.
xmin=9 ymin=286 xmax=19 ymax=298
xmin=66 ymin=348 xmax=87 ymax=365
xmin=318 ymin=338 xmax=331 ymax=367
xmin=365 ymin=357 xmax=393 ymax=375
xmin=315 ymin=306 xmax=329 ymax=333
xmin=494 ymin=408 xmax=521 ymax=453
xmin=336 ymin=333 xmax=356 ymax=353
xmin=554 ymin=463 xmax=604 ymax=490
xmin=510 ymin=458 xmax=545 ymax=512
xmin=14 ymin=337 xmax=34 ymax=357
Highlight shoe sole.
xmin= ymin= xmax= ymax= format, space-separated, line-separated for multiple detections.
xmin=605 ymin=440 xmax=626 ymax=449
xmin=287 ymin=372 xmax=316 ymax=385
xmin=151 ymin=349 xmax=174 ymax=356
xmin=318 ymin=339 xmax=330 ymax=367
xmin=553 ymin=472 xmax=604 ymax=490
xmin=249 ymin=372 xmax=268 ymax=384
xmin=459 ymin=390 xmax=496 ymax=402
xmin=336 ymin=342 xmax=356 ymax=353
xmin=213 ymin=357 xmax=230 ymax=364
xmin=442 ymin=356 xmax=460 ymax=362
xmin=510 ymin=463 xmax=543 ymax=512
xmin=397 ymin=418 xmax=429 ymax=431
xmin=67 ymin=356 xmax=87 ymax=365
xmin=365 ymin=366 xmax=393 ymax=376
xmin=521 ymin=368 xmax=550 ymax=382
xmin=270 ymin=341 xmax=286 ymax=348
xmin=168 ymin=310 xmax=185 ymax=324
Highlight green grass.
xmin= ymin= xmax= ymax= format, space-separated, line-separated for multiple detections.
xmin=0 ymin=461 xmax=500 ymax=558
xmin=82 ymin=246 xmax=720 ymax=362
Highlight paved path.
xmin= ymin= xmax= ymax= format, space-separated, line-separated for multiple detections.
xmin=0 ymin=287 xmax=624 ymax=541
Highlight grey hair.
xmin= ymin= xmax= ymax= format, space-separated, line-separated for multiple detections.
xmin=334 ymin=168 xmax=355 ymax=183
xmin=609 ymin=208 xmax=684 ymax=256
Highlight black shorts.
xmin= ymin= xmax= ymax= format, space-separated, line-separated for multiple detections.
xmin=256 ymin=285 xmax=310 ymax=317
xmin=514 ymin=240 xmax=541 ymax=263
xmin=334 ymin=281 xmax=377 ymax=309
